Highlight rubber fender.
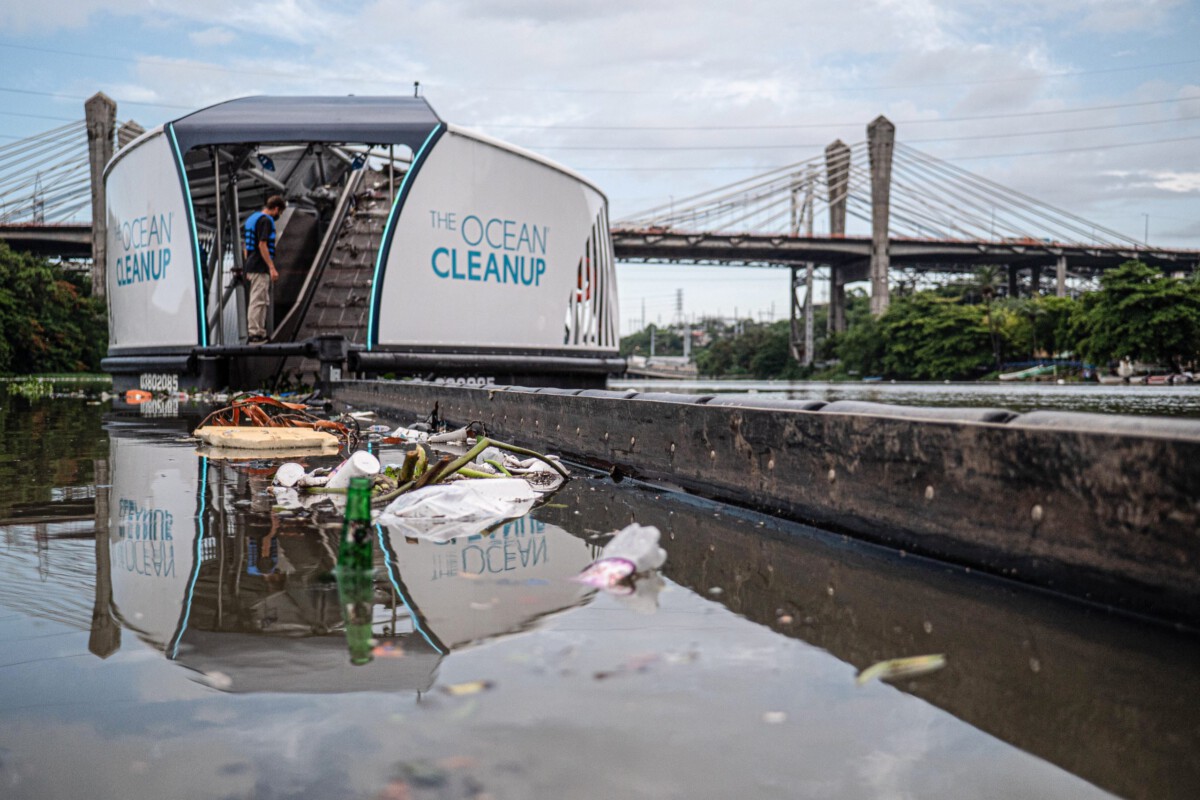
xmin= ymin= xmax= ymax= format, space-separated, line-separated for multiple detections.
xmin=1009 ymin=410 xmax=1200 ymax=441
xmin=820 ymin=400 xmax=1017 ymax=423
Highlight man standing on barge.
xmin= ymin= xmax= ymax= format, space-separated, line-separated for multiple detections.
xmin=243 ymin=195 xmax=287 ymax=343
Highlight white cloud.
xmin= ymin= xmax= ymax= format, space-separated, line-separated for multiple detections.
xmin=0 ymin=0 xmax=147 ymax=33
xmin=189 ymin=27 xmax=237 ymax=47
xmin=1147 ymin=171 xmax=1200 ymax=193
xmin=1073 ymin=0 xmax=1184 ymax=33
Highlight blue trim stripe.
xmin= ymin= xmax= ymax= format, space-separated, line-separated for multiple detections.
xmin=166 ymin=123 xmax=208 ymax=347
xmin=377 ymin=523 xmax=446 ymax=654
xmin=170 ymin=455 xmax=208 ymax=659
xmin=367 ymin=124 xmax=446 ymax=350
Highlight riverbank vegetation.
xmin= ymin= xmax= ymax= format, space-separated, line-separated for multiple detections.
xmin=0 ymin=243 xmax=107 ymax=375
xmin=621 ymin=261 xmax=1200 ymax=380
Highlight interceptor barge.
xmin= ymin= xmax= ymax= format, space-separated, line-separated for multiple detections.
xmin=101 ymin=96 xmax=621 ymax=391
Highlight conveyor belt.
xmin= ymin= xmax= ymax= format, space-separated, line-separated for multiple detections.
xmin=273 ymin=171 xmax=395 ymax=379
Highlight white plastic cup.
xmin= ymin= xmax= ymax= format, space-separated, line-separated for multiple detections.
xmin=273 ymin=462 xmax=307 ymax=488
xmin=325 ymin=450 xmax=381 ymax=490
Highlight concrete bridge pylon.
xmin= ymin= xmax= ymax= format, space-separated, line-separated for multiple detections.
xmin=85 ymin=92 xmax=115 ymax=299
xmin=824 ymin=138 xmax=851 ymax=332
xmin=868 ymin=115 xmax=895 ymax=317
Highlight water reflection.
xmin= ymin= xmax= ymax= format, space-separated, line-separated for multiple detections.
xmin=538 ymin=478 xmax=1200 ymax=800
xmin=97 ymin=423 xmax=598 ymax=693
xmin=3 ymin=400 xmax=1197 ymax=799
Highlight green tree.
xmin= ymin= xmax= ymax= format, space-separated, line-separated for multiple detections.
xmin=620 ymin=324 xmax=683 ymax=357
xmin=971 ymin=265 xmax=1005 ymax=374
xmin=0 ymin=242 xmax=107 ymax=374
xmin=834 ymin=290 xmax=992 ymax=380
xmin=1007 ymin=295 xmax=1079 ymax=359
xmin=1071 ymin=260 xmax=1200 ymax=369
xmin=692 ymin=320 xmax=802 ymax=379
xmin=832 ymin=291 xmax=884 ymax=376
xmin=877 ymin=294 xmax=993 ymax=379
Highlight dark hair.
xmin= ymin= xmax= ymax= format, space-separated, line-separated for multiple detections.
xmin=265 ymin=195 xmax=287 ymax=211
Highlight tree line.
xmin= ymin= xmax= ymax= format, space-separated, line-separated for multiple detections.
xmin=4 ymin=243 xmax=1197 ymax=381
xmin=621 ymin=261 xmax=1200 ymax=380
xmin=0 ymin=242 xmax=107 ymax=375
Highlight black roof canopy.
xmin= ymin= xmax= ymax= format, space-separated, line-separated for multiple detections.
xmin=168 ymin=95 xmax=442 ymax=153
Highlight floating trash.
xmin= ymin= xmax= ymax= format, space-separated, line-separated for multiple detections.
xmin=272 ymin=462 xmax=307 ymax=488
xmin=575 ymin=557 xmax=637 ymax=590
xmin=195 ymin=393 xmax=361 ymax=450
xmin=855 ymin=654 xmax=947 ymax=686
xmin=194 ymin=426 xmax=340 ymax=452
xmin=574 ymin=524 xmax=667 ymax=598
xmin=440 ymin=680 xmax=494 ymax=696
xmin=326 ymin=450 xmax=381 ymax=489
xmin=377 ymin=479 xmax=539 ymax=543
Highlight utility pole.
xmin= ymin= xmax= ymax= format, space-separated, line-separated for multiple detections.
xmin=804 ymin=166 xmax=816 ymax=365
xmin=32 ymin=173 xmax=44 ymax=223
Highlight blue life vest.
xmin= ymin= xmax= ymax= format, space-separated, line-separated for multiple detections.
xmin=243 ymin=211 xmax=276 ymax=260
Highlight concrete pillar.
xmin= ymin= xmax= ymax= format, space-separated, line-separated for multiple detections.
xmin=1007 ymin=265 xmax=1018 ymax=298
xmin=867 ymin=116 xmax=894 ymax=317
xmin=803 ymin=166 xmax=815 ymax=366
xmin=790 ymin=265 xmax=803 ymax=362
xmin=89 ymin=458 xmax=120 ymax=659
xmin=1031 ymin=264 xmax=1042 ymax=296
xmin=1056 ymin=255 xmax=1067 ymax=297
xmin=117 ymin=120 xmax=145 ymax=150
xmin=85 ymin=93 xmax=116 ymax=299
xmin=825 ymin=140 xmax=851 ymax=332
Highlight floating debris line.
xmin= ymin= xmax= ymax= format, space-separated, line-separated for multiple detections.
xmin=195 ymin=393 xmax=362 ymax=450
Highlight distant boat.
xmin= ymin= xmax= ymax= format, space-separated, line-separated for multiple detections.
xmin=1147 ymin=373 xmax=1195 ymax=385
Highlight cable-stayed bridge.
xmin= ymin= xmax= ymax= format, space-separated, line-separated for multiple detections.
xmin=0 ymin=118 xmax=94 ymax=258
xmin=611 ymin=117 xmax=1198 ymax=360
xmin=0 ymin=95 xmax=142 ymax=266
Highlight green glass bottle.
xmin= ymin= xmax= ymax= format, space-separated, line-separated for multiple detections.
xmin=337 ymin=476 xmax=374 ymax=571
xmin=337 ymin=476 xmax=375 ymax=664
xmin=337 ymin=566 xmax=375 ymax=666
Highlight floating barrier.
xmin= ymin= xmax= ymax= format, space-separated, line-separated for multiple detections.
xmin=334 ymin=379 xmax=1200 ymax=628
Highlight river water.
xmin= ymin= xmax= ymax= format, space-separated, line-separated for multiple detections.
xmin=1 ymin=387 xmax=1197 ymax=799
xmin=610 ymin=379 xmax=1200 ymax=417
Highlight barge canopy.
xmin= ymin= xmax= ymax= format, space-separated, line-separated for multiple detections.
xmin=102 ymin=96 xmax=621 ymax=391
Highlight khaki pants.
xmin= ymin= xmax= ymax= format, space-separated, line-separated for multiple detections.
xmin=247 ymin=272 xmax=271 ymax=339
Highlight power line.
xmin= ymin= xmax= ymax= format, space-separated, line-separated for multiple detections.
xmin=933 ymin=132 xmax=1200 ymax=161
xmin=577 ymin=131 xmax=1200 ymax=171
xmin=525 ymin=112 xmax=1200 ymax=151
xmin=464 ymin=96 xmax=1199 ymax=131
xmin=0 ymin=85 xmax=193 ymax=111
xmin=0 ymin=109 xmax=79 ymax=123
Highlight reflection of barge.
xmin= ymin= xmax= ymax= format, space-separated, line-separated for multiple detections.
xmin=99 ymin=425 xmax=597 ymax=692
xmin=101 ymin=96 xmax=622 ymax=392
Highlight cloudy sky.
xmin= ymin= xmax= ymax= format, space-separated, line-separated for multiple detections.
xmin=2 ymin=0 xmax=1198 ymax=331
